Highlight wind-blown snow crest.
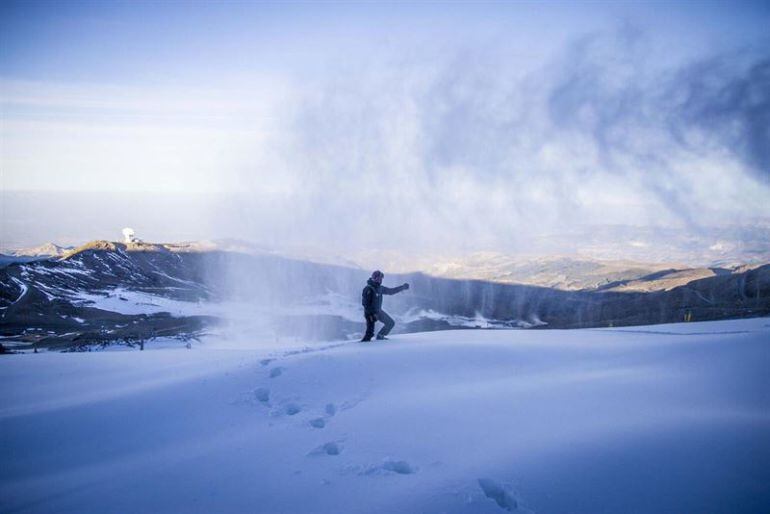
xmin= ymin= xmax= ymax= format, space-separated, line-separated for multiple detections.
xmin=400 ymin=308 xmax=545 ymax=329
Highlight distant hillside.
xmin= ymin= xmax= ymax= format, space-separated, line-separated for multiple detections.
xmin=11 ymin=242 xmax=71 ymax=257
xmin=0 ymin=242 xmax=73 ymax=269
xmin=0 ymin=254 xmax=47 ymax=269
xmin=1 ymin=240 xmax=768 ymax=351
xmin=420 ymin=253 xmax=763 ymax=293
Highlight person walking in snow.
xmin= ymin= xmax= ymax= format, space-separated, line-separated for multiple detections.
xmin=361 ymin=270 xmax=409 ymax=342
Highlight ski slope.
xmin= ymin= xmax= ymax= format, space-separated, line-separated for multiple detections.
xmin=2 ymin=318 xmax=769 ymax=513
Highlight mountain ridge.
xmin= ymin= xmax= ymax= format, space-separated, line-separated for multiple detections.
xmin=2 ymin=240 xmax=768 ymax=351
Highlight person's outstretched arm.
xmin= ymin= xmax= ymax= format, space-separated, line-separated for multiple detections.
xmin=381 ymin=283 xmax=410 ymax=295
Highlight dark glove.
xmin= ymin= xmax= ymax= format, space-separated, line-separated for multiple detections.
xmin=365 ymin=313 xmax=377 ymax=323
xmin=403 ymin=283 xmax=410 ymax=290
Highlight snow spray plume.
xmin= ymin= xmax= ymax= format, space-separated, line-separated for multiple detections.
xmin=219 ymin=27 xmax=770 ymax=260
xmin=215 ymin=250 xmax=371 ymax=346
xmin=213 ymin=26 xmax=770 ymax=343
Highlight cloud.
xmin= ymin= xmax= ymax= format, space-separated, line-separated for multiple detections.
xmin=3 ymin=26 xmax=768 ymax=257
xmin=547 ymin=30 xmax=770 ymax=181
xmin=237 ymin=26 xmax=769 ymax=254
xmin=0 ymin=78 xmax=289 ymax=193
xmin=669 ymin=54 xmax=770 ymax=179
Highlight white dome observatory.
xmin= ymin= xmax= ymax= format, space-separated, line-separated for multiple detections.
xmin=122 ymin=227 xmax=137 ymax=244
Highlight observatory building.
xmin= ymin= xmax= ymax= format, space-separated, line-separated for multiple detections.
xmin=122 ymin=228 xmax=140 ymax=244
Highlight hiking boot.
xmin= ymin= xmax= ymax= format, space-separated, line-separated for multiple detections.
xmin=376 ymin=334 xmax=388 ymax=340
xmin=360 ymin=337 xmax=372 ymax=342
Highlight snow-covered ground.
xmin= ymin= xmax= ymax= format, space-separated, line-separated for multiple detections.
xmin=2 ymin=318 xmax=769 ymax=513
xmin=73 ymin=287 xmax=214 ymax=316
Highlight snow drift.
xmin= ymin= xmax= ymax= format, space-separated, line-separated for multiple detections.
xmin=2 ymin=317 xmax=768 ymax=513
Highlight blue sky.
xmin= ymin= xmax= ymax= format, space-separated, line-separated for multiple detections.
xmin=3 ymin=1 xmax=768 ymax=85
xmin=1 ymin=1 xmax=769 ymax=255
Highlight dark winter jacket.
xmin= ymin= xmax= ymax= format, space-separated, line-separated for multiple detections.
xmin=362 ymin=278 xmax=407 ymax=314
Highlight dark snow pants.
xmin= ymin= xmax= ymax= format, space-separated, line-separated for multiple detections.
xmin=363 ymin=310 xmax=395 ymax=340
